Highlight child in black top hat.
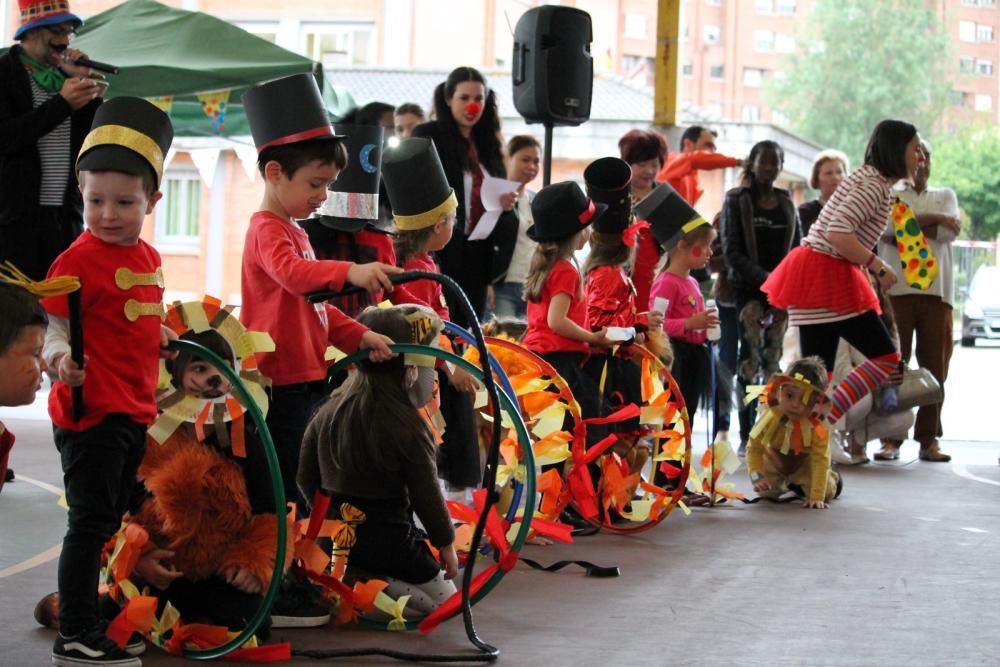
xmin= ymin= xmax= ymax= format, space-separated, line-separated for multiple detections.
xmin=40 ymin=95 xmax=175 ymax=667
xmin=580 ymin=157 xmax=665 ymax=485
xmin=300 ymin=123 xmax=396 ymax=319
xmin=640 ymin=184 xmax=720 ymax=426
xmin=382 ymin=137 xmax=482 ymax=494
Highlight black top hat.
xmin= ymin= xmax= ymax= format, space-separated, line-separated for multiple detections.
xmin=76 ymin=97 xmax=174 ymax=189
xmin=527 ymin=181 xmax=606 ymax=243
xmin=242 ymin=73 xmax=341 ymax=153
xmin=381 ymin=137 xmax=457 ymax=231
xmin=584 ymin=157 xmax=633 ymax=236
xmin=633 ymin=182 xmax=708 ymax=251
xmin=313 ymin=123 xmax=384 ymax=232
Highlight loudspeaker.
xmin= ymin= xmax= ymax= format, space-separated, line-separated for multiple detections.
xmin=512 ymin=6 xmax=593 ymax=127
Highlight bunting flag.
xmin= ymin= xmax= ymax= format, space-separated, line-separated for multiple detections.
xmin=196 ymin=89 xmax=231 ymax=133
xmin=891 ymin=196 xmax=938 ymax=290
xmin=146 ymin=96 xmax=174 ymax=114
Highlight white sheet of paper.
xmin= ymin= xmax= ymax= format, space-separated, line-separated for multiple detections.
xmin=606 ymin=326 xmax=636 ymax=342
xmin=468 ymin=176 xmax=521 ymax=241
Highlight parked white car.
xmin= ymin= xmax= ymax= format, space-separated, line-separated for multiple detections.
xmin=961 ymin=265 xmax=1000 ymax=347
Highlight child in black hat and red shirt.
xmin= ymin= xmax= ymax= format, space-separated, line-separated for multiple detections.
xmin=581 ymin=158 xmax=665 ymax=482
xmin=523 ymin=183 xmax=614 ymax=447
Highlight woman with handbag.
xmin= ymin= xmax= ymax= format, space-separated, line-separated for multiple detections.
xmin=411 ymin=66 xmax=518 ymax=326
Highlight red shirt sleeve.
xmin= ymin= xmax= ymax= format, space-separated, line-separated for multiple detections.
xmin=252 ymin=218 xmax=352 ymax=296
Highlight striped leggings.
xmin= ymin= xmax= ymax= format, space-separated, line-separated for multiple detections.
xmin=799 ymin=310 xmax=901 ymax=424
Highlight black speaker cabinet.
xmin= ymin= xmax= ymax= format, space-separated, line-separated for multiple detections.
xmin=512 ymin=6 xmax=593 ymax=127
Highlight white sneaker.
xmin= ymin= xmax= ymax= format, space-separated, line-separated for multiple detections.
xmin=828 ymin=431 xmax=855 ymax=465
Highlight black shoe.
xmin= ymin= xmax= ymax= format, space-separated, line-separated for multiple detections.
xmin=834 ymin=471 xmax=844 ymax=499
xmin=4 ymin=467 xmax=13 ymax=482
xmin=787 ymin=483 xmax=806 ymax=500
xmin=52 ymin=627 xmax=141 ymax=666
xmin=270 ymin=578 xmax=331 ymax=628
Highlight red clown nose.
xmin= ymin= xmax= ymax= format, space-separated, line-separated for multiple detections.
xmin=466 ymin=102 xmax=482 ymax=116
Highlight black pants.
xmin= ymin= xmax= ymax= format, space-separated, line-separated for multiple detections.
xmin=714 ymin=304 xmax=738 ymax=437
xmin=0 ymin=205 xmax=82 ymax=281
xmin=56 ymin=415 xmax=146 ymax=636
xmin=265 ymin=381 xmax=328 ymax=510
xmin=670 ymin=340 xmax=710 ymax=424
xmin=798 ymin=310 xmax=896 ymax=370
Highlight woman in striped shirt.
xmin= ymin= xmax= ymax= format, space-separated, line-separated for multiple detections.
xmin=762 ymin=120 xmax=923 ymax=425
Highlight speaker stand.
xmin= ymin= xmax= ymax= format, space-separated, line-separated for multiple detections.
xmin=543 ymin=122 xmax=553 ymax=186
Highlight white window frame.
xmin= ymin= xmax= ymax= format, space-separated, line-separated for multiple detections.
xmin=960 ymin=21 xmax=977 ymax=42
xmin=703 ymin=24 xmax=721 ymax=44
xmin=754 ymin=29 xmax=774 ymax=51
xmin=975 ymin=93 xmax=993 ymax=111
xmin=977 ymin=58 xmax=993 ymax=75
xmin=155 ymin=168 xmax=202 ymax=253
xmin=743 ymin=67 xmax=764 ymax=87
xmin=742 ymin=105 xmax=760 ymax=122
xmin=977 ymin=24 xmax=994 ymax=41
xmin=960 ymin=55 xmax=976 ymax=73
xmin=300 ymin=21 xmax=376 ymax=68
xmin=775 ymin=0 xmax=796 ymax=15
xmin=756 ymin=0 xmax=774 ymax=14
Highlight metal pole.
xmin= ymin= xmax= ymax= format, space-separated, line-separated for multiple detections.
xmin=543 ymin=122 xmax=553 ymax=186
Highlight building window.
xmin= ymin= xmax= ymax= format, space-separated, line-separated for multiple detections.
xmin=977 ymin=59 xmax=994 ymax=75
xmin=775 ymin=33 xmax=796 ymax=53
xmin=156 ymin=170 xmax=201 ymax=248
xmin=960 ymin=21 xmax=977 ymax=41
xmin=234 ymin=21 xmax=278 ymax=44
xmin=754 ymin=29 xmax=774 ymax=51
xmin=301 ymin=22 xmax=375 ymax=67
xmin=951 ymin=91 xmax=968 ymax=107
xmin=624 ymin=13 xmax=647 ymax=38
xmin=980 ymin=0 xmax=996 ymax=6
xmin=756 ymin=0 xmax=773 ymax=13
xmin=705 ymin=0 xmax=722 ymax=5
xmin=743 ymin=67 xmax=764 ymax=87
xmin=710 ymin=64 xmax=724 ymax=79
xmin=703 ymin=24 xmax=721 ymax=43
xmin=962 ymin=0 xmax=977 ymax=4
xmin=772 ymin=109 xmax=790 ymax=125
xmin=977 ymin=24 xmax=994 ymax=41
xmin=960 ymin=55 xmax=975 ymax=73
xmin=975 ymin=93 xmax=992 ymax=111
xmin=775 ymin=0 xmax=796 ymax=14
xmin=682 ymin=62 xmax=694 ymax=76
xmin=742 ymin=105 xmax=760 ymax=122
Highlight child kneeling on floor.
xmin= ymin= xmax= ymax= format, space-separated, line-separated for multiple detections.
xmin=297 ymin=305 xmax=458 ymax=618
xmin=745 ymin=357 xmax=843 ymax=509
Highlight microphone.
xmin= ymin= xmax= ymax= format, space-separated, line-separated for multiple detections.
xmin=73 ymin=57 xmax=119 ymax=75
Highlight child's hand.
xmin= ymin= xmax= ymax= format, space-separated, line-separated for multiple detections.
xmin=875 ymin=264 xmax=898 ymax=291
xmin=360 ymin=331 xmax=395 ymax=362
xmin=159 ymin=325 xmax=179 ymax=360
xmin=346 ymin=262 xmax=403 ymax=293
xmin=589 ymin=327 xmax=613 ymax=347
xmin=448 ymin=366 xmax=480 ymax=393
xmin=803 ymin=499 xmax=829 ymax=509
xmin=645 ymin=310 xmax=664 ymax=331
xmin=685 ymin=308 xmax=720 ymax=332
xmin=55 ymin=353 xmax=87 ymax=387
xmin=440 ymin=543 xmax=459 ymax=580
xmin=133 ymin=548 xmax=184 ymax=590
xmin=222 ymin=565 xmax=263 ymax=594
xmin=752 ymin=479 xmax=771 ymax=493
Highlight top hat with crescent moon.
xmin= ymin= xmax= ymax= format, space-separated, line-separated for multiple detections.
xmin=314 ymin=123 xmax=384 ymax=232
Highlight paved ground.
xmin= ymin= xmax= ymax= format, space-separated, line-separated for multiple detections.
xmin=2 ymin=409 xmax=997 ymax=666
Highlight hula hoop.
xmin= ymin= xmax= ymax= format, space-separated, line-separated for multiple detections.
xmin=325 ymin=343 xmax=535 ymax=631
xmin=579 ymin=344 xmax=692 ymax=535
xmin=164 ymin=339 xmax=287 ymax=661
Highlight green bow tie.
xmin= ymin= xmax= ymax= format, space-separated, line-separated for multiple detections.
xmin=19 ymin=52 xmax=65 ymax=93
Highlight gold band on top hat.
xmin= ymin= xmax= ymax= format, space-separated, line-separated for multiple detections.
xmin=681 ymin=215 xmax=709 ymax=234
xmin=78 ymin=124 xmax=166 ymax=184
xmin=393 ymin=191 xmax=459 ymax=231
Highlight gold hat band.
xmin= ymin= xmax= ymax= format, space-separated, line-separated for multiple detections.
xmin=393 ymin=191 xmax=458 ymax=231
xmin=78 ymin=124 xmax=165 ymax=185
xmin=681 ymin=216 xmax=709 ymax=234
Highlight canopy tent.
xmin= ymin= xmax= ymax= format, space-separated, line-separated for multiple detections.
xmin=68 ymin=0 xmax=356 ymax=137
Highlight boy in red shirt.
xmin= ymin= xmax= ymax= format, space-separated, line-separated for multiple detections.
xmin=42 ymin=96 xmax=174 ymax=667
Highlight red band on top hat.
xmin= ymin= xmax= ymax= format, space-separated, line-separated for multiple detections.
xmin=578 ymin=199 xmax=596 ymax=224
xmin=255 ymin=125 xmax=336 ymax=154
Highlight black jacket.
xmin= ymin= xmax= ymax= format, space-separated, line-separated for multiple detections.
xmin=0 ymin=45 xmax=101 ymax=227
xmin=410 ymin=121 xmax=517 ymax=324
xmin=721 ymin=185 xmax=801 ymax=297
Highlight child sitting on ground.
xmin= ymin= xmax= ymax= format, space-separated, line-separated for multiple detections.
xmin=745 ymin=356 xmax=843 ymax=509
xmin=297 ymin=305 xmax=459 ymax=618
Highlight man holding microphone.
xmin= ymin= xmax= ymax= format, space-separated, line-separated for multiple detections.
xmin=1 ymin=0 xmax=104 ymax=280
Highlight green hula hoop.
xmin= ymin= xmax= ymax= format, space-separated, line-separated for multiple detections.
xmin=327 ymin=343 xmax=536 ymax=631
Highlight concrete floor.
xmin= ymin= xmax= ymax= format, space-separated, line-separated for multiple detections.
xmin=1 ymin=416 xmax=998 ymax=667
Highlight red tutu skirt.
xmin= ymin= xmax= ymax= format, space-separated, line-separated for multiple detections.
xmin=761 ymin=246 xmax=879 ymax=315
